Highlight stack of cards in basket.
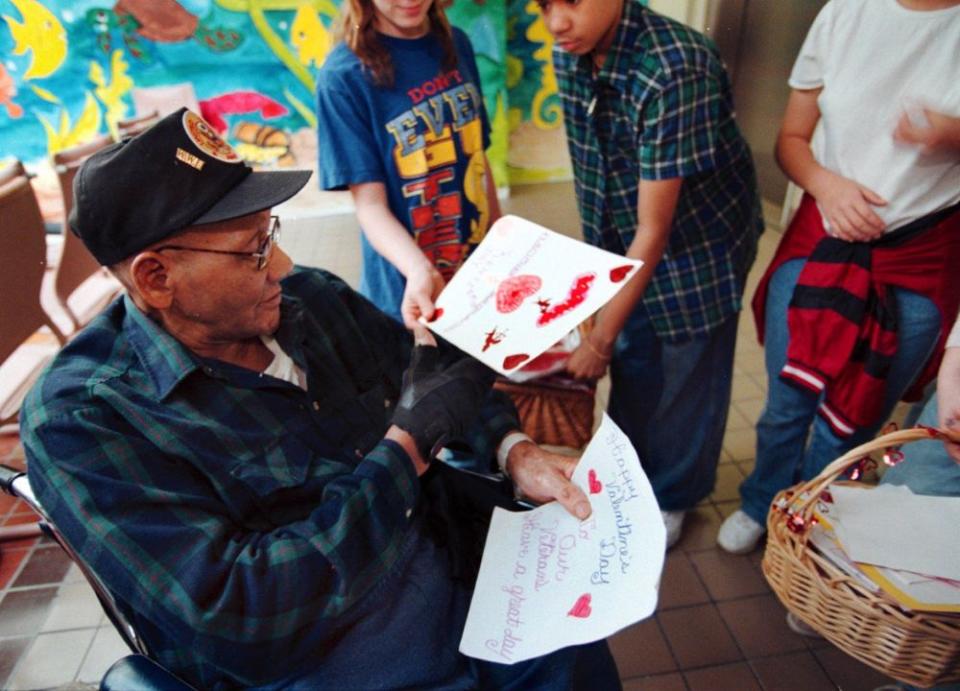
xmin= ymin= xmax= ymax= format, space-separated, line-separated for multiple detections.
xmin=421 ymin=215 xmax=643 ymax=377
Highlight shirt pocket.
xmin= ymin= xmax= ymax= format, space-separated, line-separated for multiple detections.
xmin=229 ymin=435 xmax=312 ymax=510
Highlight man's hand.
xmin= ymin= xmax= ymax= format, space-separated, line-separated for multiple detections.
xmin=401 ymin=264 xmax=445 ymax=330
xmin=937 ymin=346 xmax=960 ymax=464
xmin=391 ymin=326 xmax=495 ymax=460
xmin=506 ymin=440 xmax=592 ymax=520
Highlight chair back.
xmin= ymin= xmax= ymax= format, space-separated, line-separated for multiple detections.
xmin=0 ymin=172 xmax=66 ymax=425
xmin=0 ymin=159 xmax=28 ymax=187
xmin=52 ymin=135 xmax=121 ymax=332
xmin=117 ymin=110 xmax=159 ymax=139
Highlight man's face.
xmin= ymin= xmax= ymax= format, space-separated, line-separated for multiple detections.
xmin=163 ymin=210 xmax=293 ymax=344
xmin=535 ymin=0 xmax=622 ymax=58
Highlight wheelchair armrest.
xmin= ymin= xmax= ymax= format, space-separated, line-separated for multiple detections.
xmin=0 ymin=464 xmax=26 ymax=496
xmin=100 ymin=654 xmax=196 ymax=691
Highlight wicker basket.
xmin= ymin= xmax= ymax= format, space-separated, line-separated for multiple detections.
xmin=762 ymin=427 xmax=960 ymax=687
xmin=494 ymin=375 xmax=596 ymax=450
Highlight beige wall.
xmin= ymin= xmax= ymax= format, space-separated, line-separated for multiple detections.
xmin=649 ymin=0 xmax=709 ymax=30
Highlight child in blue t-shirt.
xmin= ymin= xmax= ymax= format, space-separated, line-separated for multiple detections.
xmin=316 ymin=0 xmax=501 ymax=328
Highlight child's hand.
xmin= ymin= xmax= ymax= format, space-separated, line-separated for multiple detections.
xmin=565 ymin=337 xmax=611 ymax=381
xmin=894 ymin=107 xmax=960 ymax=155
xmin=937 ymin=347 xmax=960 ymax=464
xmin=401 ymin=264 xmax=445 ymax=330
xmin=813 ymin=170 xmax=887 ymax=242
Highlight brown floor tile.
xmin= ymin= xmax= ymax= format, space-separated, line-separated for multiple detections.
xmin=684 ymin=662 xmax=761 ymax=691
xmin=716 ymin=595 xmax=807 ymax=658
xmin=0 ymin=637 xmax=31 ymax=690
xmin=621 ymin=672 xmax=687 ymax=691
xmin=723 ymin=428 xmax=757 ymax=463
xmin=0 ymin=493 xmax=18 ymax=516
xmin=713 ymin=500 xmax=741 ymax=519
xmin=657 ymin=552 xmax=709 ymax=610
xmin=675 ymin=506 xmax=722 ymax=553
xmin=689 ymin=550 xmax=770 ymax=601
xmin=736 ymin=459 xmax=756 ymax=477
xmin=609 ymin=618 xmax=677 ymax=678
xmin=709 ymin=464 xmax=743 ymax=503
xmin=0 ymin=586 xmax=57 ymax=637
xmin=658 ymin=604 xmax=741 ymax=670
xmin=812 ymin=647 xmax=896 ymax=691
xmin=734 ymin=398 xmax=765 ymax=426
xmin=750 ymin=651 xmax=834 ymax=691
xmin=0 ymin=547 xmax=30 ymax=589
xmin=13 ymin=545 xmax=73 ymax=587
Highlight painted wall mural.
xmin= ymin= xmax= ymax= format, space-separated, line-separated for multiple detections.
xmin=1 ymin=0 xmax=577 ymax=220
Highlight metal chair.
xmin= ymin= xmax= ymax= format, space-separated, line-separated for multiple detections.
xmin=0 ymin=464 xmax=195 ymax=690
xmin=52 ymin=135 xmax=123 ymax=334
xmin=0 ymin=171 xmax=67 ymax=429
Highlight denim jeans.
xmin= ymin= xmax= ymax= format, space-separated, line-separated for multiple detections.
xmin=608 ymin=307 xmax=739 ymax=511
xmin=881 ymin=396 xmax=960 ymax=497
xmin=739 ymin=259 xmax=942 ymax=524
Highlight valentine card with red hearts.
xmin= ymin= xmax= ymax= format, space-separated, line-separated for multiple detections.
xmin=459 ymin=415 xmax=666 ymax=664
xmin=421 ymin=215 xmax=642 ymax=377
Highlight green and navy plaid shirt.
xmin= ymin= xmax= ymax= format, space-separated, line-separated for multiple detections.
xmin=22 ymin=267 xmax=518 ymax=688
xmin=555 ymin=0 xmax=764 ymax=341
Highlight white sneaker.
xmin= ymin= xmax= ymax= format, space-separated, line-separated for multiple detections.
xmin=661 ymin=510 xmax=686 ymax=549
xmin=785 ymin=611 xmax=821 ymax=638
xmin=717 ymin=509 xmax=765 ymax=554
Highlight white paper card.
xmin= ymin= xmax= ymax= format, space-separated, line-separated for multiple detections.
xmin=422 ymin=215 xmax=643 ymax=377
xmin=458 ymin=414 xmax=665 ymax=664
xmin=829 ymin=484 xmax=960 ymax=581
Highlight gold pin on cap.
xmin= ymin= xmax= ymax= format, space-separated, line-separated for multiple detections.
xmin=175 ymin=148 xmax=205 ymax=171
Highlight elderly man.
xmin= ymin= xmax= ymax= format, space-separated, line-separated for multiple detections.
xmin=21 ymin=109 xmax=619 ymax=690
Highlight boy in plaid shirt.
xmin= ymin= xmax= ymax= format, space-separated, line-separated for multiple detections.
xmin=536 ymin=0 xmax=763 ymax=546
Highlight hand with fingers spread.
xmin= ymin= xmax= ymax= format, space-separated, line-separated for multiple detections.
xmin=811 ymin=170 xmax=887 ymax=242
xmin=391 ymin=326 xmax=496 ymax=460
xmin=505 ymin=440 xmax=592 ymax=520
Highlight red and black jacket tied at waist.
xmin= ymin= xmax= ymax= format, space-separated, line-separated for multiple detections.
xmin=753 ymin=195 xmax=960 ymax=438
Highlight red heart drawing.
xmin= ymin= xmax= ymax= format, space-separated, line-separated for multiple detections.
xmin=588 ymin=469 xmax=602 ymax=495
xmin=567 ymin=593 xmax=592 ymax=618
xmin=427 ymin=307 xmax=444 ymax=323
xmin=496 ymin=275 xmax=542 ymax=313
xmin=503 ymin=353 xmax=530 ymax=370
xmin=609 ymin=264 xmax=634 ymax=283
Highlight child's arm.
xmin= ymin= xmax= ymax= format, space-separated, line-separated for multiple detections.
xmin=776 ymin=88 xmax=887 ymax=242
xmin=566 ymin=177 xmax=682 ymax=380
xmin=351 ymin=181 xmax=444 ymax=329
xmin=484 ymin=153 xmax=503 ymax=225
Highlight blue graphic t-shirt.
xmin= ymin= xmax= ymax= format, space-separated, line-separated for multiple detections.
xmin=316 ymin=28 xmax=492 ymax=321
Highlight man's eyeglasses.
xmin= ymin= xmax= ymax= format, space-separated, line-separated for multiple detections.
xmin=155 ymin=216 xmax=281 ymax=271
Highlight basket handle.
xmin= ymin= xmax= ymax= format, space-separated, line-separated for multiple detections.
xmin=789 ymin=426 xmax=958 ymax=519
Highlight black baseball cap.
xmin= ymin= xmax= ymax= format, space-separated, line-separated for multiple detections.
xmin=69 ymin=107 xmax=312 ymax=266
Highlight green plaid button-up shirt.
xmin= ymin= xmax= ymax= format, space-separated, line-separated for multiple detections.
xmin=555 ymin=0 xmax=764 ymax=341
xmin=22 ymin=267 xmax=518 ymax=688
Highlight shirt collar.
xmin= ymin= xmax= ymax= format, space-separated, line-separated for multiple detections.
xmin=588 ymin=0 xmax=647 ymax=90
xmin=122 ymin=292 xmax=307 ymax=400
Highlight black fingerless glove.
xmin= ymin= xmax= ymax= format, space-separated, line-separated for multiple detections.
xmin=391 ymin=345 xmax=496 ymax=460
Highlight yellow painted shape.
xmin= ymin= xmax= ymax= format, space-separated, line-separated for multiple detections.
xmin=90 ymin=50 xmax=133 ymax=138
xmin=463 ymin=151 xmax=490 ymax=244
xmin=290 ymin=4 xmax=331 ymax=68
xmin=2 ymin=0 xmax=68 ymax=80
xmin=525 ymin=0 xmax=562 ymax=130
xmin=40 ymin=92 xmax=103 ymax=155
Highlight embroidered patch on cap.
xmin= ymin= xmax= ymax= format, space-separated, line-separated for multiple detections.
xmin=182 ymin=110 xmax=240 ymax=163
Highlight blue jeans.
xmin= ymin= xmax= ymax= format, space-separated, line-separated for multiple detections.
xmin=881 ymin=396 xmax=960 ymax=497
xmin=739 ymin=259 xmax=942 ymax=524
xmin=608 ymin=307 xmax=739 ymax=511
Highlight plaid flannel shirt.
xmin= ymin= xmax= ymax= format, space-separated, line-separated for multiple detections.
xmin=554 ymin=0 xmax=764 ymax=341
xmin=21 ymin=267 xmax=518 ymax=688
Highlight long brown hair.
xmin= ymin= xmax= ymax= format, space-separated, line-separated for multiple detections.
xmin=337 ymin=0 xmax=458 ymax=87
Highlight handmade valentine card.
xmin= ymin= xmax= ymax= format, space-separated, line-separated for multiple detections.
xmin=458 ymin=414 xmax=666 ymax=664
xmin=422 ymin=215 xmax=643 ymax=377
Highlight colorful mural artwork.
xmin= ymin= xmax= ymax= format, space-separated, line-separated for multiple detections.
xmin=0 ymin=0 xmax=578 ymax=219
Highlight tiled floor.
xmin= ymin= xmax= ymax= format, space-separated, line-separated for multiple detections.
xmin=0 ymin=182 xmax=902 ymax=689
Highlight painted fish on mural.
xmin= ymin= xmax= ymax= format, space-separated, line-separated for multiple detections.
xmin=290 ymin=4 xmax=331 ymax=68
xmin=199 ymin=91 xmax=289 ymax=133
xmin=232 ymin=121 xmax=295 ymax=166
xmin=2 ymin=0 xmax=68 ymax=80
xmin=0 ymin=64 xmax=24 ymax=119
